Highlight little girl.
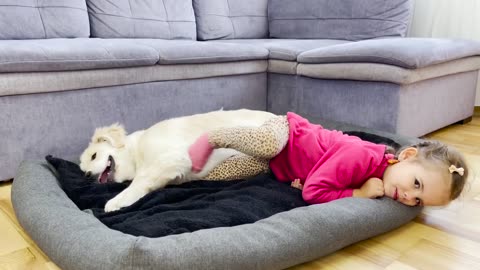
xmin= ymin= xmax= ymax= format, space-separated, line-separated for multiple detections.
xmin=189 ymin=112 xmax=468 ymax=206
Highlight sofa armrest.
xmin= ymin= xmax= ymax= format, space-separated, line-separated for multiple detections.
xmin=298 ymin=38 xmax=480 ymax=69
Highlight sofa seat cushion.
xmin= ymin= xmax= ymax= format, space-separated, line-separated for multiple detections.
xmin=87 ymin=0 xmax=196 ymax=40
xmin=0 ymin=38 xmax=160 ymax=73
xmin=298 ymin=38 xmax=480 ymax=69
xmin=0 ymin=0 xmax=90 ymax=39
xmin=297 ymin=56 xmax=480 ymax=85
xmin=124 ymin=40 xmax=269 ymax=64
xmin=210 ymin=39 xmax=351 ymax=61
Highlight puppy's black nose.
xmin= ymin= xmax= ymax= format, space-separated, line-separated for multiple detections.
xmin=85 ymin=171 xmax=92 ymax=178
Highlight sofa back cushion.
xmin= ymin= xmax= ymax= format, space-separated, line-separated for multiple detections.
xmin=0 ymin=0 xmax=90 ymax=39
xmin=193 ymin=0 xmax=268 ymax=40
xmin=87 ymin=0 xmax=196 ymax=39
xmin=268 ymin=0 xmax=412 ymax=40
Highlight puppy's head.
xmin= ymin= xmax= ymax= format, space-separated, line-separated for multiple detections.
xmin=80 ymin=123 xmax=134 ymax=183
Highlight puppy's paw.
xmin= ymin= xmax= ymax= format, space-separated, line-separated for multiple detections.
xmin=104 ymin=187 xmax=145 ymax=212
xmin=104 ymin=198 xmax=123 ymax=212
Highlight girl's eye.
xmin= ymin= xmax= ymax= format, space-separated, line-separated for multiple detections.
xmin=415 ymin=198 xmax=422 ymax=206
xmin=414 ymin=179 xmax=420 ymax=189
xmin=91 ymin=153 xmax=97 ymax=161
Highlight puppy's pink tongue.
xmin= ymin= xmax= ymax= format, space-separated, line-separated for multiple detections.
xmin=99 ymin=170 xmax=109 ymax=184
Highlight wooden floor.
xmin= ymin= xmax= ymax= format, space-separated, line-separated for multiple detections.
xmin=1 ymin=112 xmax=479 ymax=270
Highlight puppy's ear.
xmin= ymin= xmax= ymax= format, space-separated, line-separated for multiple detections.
xmin=91 ymin=123 xmax=126 ymax=148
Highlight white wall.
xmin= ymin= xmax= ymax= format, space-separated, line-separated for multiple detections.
xmin=407 ymin=0 xmax=480 ymax=105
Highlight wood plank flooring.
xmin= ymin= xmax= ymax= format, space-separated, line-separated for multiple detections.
xmin=1 ymin=111 xmax=479 ymax=270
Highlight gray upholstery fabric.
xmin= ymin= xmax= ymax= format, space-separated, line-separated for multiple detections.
xmin=396 ymin=71 xmax=477 ymax=136
xmin=268 ymin=0 xmax=411 ymax=40
xmin=268 ymin=74 xmax=400 ymax=134
xmin=0 ymin=0 xmax=90 ymax=39
xmin=0 ymin=61 xmax=267 ymax=96
xmin=193 ymin=0 xmax=268 ymax=40
xmin=123 ymin=39 xmax=269 ymax=64
xmin=12 ymin=148 xmax=420 ymax=270
xmin=211 ymin=39 xmax=350 ymax=61
xmin=268 ymin=60 xmax=297 ymax=75
xmin=297 ymin=56 xmax=480 ymax=84
xmin=87 ymin=0 xmax=196 ymax=39
xmin=0 ymin=74 xmax=267 ymax=181
xmin=0 ymin=38 xmax=160 ymax=73
xmin=298 ymin=38 xmax=480 ymax=68
xmin=13 ymin=162 xmax=136 ymax=269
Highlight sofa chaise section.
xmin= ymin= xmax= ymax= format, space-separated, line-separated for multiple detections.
xmin=268 ymin=38 xmax=480 ymax=137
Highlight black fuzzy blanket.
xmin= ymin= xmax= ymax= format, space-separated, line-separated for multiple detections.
xmin=46 ymin=156 xmax=307 ymax=237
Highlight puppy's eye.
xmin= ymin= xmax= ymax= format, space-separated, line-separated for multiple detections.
xmin=91 ymin=153 xmax=97 ymax=161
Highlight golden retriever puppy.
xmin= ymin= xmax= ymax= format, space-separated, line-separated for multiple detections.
xmin=79 ymin=109 xmax=275 ymax=212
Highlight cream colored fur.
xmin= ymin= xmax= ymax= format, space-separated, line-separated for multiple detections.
xmin=79 ymin=109 xmax=275 ymax=212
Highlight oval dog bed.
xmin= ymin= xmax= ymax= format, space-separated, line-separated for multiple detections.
xmin=12 ymin=122 xmax=422 ymax=270
xmin=12 ymin=160 xmax=420 ymax=270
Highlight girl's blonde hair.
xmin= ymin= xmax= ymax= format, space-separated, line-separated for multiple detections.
xmin=396 ymin=140 xmax=468 ymax=200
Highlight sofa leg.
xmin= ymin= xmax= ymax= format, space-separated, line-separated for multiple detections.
xmin=456 ymin=116 xmax=473 ymax=125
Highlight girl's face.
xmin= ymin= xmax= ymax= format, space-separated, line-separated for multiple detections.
xmin=382 ymin=147 xmax=451 ymax=206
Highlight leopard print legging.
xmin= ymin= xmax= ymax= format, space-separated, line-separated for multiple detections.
xmin=203 ymin=115 xmax=289 ymax=180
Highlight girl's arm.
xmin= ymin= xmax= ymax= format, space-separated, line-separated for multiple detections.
xmin=301 ymin=145 xmax=377 ymax=204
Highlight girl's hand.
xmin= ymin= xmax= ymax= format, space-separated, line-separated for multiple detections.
xmin=291 ymin=179 xmax=303 ymax=190
xmin=353 ymin=177 xmax=385 ymax=198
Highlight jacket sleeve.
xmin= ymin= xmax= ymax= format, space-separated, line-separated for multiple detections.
xmin=301 ymin=145 xmax=370 ymax=204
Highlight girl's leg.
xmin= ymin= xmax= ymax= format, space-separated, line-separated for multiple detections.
xmin=209 ymin=115 xmax=289 ymax=159
xmin=202 ymin=154 xmax=269 ymax=180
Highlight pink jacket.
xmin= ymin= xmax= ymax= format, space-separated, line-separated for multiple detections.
xmin=269 ymin=112 xmax=393 ymax=204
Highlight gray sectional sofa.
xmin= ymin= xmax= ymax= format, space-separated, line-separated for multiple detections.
xmin=2 ymin=0 xmax=480 ymax=181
